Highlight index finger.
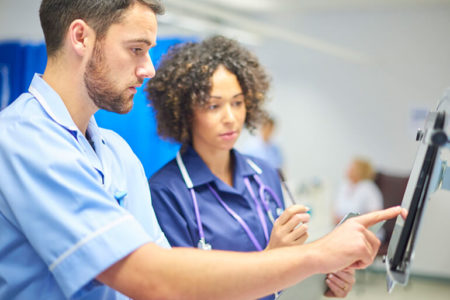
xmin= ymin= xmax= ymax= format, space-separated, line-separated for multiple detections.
xmin=354 ymin=206 xmax=405 ymax=228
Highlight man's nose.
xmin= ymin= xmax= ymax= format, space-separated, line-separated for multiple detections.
xmin=136 ymin=52 xmax=155 ymax=79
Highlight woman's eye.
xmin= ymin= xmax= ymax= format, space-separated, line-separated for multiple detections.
xmin=233 ymin=100 xmax=243 ymax=107
xmin=208 ymin=104 xmax=219 ymax=110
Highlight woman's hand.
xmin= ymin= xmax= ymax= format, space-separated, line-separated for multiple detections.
xmin=265 ymin=205 xmax=310 ymax=250
xmin=324 ymin=268 xmax=355 ymax=298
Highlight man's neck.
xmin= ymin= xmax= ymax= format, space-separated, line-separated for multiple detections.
xmin=42 ymin=60 xmax=97 ymax=135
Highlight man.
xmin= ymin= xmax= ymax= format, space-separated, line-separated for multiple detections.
xmin=0 ymin=0 xmax=406 ymax=299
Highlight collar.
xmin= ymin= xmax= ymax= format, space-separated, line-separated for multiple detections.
xmin=180 ymin=146 xmax=259 ymax=191
xmin=28 ymin=73 xmax=105 ymax=144
xmin=28 ymin=74 xmax=78 ymax=134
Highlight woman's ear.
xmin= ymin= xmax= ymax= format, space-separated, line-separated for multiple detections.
xmin=67 ymin=19 xmax=95 ymax=57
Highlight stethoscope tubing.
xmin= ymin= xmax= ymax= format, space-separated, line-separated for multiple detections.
xmin=189 ymin=188 xmax=205 ymax=240
xmin=208 ymin=184 xmax=265 ymax=251
xmin=176 ymin=151 xmax=284 ymax=251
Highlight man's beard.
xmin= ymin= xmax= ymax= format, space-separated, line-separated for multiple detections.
xmin=84 ymin=41 xmax=135 ymax=114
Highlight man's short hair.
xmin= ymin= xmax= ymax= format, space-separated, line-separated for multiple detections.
xmin=39 ymin=0 xmax=164 ymax=57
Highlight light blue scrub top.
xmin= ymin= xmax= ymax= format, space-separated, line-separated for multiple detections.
xmin=0 ymin=74 xmax=170 ymax=300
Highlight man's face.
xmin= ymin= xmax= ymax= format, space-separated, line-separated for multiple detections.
xmin=84 ymin=3 xmax=158 ymax=114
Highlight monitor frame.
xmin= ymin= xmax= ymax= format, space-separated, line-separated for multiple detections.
xmin=385 ymin=108 xmax=448 ymax=292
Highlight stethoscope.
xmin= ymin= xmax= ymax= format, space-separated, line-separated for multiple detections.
xmin=176 ymin=151 xmax=286 ymax=251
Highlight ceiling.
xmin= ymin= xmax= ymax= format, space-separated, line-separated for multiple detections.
xmin=158 ymin=0 xmax=450 ymax=63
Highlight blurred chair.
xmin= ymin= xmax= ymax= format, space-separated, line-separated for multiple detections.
xmin=374 ymin=172 xmax=409 ymax=256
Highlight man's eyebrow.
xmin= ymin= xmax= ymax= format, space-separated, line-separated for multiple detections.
xmin=125 ymin=39 xmax=155 ymax=46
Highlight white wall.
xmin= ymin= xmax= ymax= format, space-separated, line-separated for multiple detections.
xmin=0 ymin=0 xmax=43 ymax=42
xmin=252 ymin=6 xmax=450 ymax=188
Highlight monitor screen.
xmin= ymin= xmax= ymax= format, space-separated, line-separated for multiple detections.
xmin=385 ymin=91 xmax=450 ymax=292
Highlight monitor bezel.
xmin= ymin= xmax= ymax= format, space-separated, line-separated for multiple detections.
xmin=386 ymin=110 xmax=446 ymax=287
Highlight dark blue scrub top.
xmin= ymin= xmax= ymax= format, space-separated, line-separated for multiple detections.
xmin=149 ymin=146 xmax=285 ymax=252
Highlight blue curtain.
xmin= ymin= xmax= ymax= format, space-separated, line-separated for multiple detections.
xmin=0 ymin=36 xmax=195 ymax=178
xmin=0 ymin=41 xmax=47 ymax=109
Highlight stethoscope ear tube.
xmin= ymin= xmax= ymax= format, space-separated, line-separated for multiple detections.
xmin=177 ymin=151 xmax=194 ymax=189
xmin=177 ymin=151 xmax=212 ymax=250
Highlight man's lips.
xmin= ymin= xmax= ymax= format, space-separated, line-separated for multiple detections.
xmin=129 ymin=84 xmax=141 ymax=93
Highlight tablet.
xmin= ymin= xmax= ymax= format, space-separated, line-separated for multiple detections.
xmin=385 ymin=91 xmax=449 ymax=292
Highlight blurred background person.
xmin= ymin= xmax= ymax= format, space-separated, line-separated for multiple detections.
xmin=333 ymin=157 xmax=384 ymax=240
xmin=240 ymin=115 xmax=283 ymax=171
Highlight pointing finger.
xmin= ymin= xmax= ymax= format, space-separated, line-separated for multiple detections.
xmin=354 ymin=206 xmax=405 ymax=228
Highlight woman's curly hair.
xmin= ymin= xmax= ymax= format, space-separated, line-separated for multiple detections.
xmin=146 ymin=35 xmax=270 ymax=145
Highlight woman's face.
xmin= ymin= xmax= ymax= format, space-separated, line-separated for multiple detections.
xmin=191 ymin=65 xmax=246 ymax=154
xmin=346 ymin=161 xmax=361 ymax=183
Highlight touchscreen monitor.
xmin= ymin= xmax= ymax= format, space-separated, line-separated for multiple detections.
xmin=385 ymin=92 xmax=450 ymax=292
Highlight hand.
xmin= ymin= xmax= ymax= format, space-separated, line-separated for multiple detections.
xmin=324 ymin=268 xmax=355 ymax=298
xmin=265 ymin=205 xmax=310 ymax=250
xmin=312 ymin=206 xmax=407 ymax=273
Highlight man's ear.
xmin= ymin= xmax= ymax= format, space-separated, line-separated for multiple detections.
xmin=67 ymin=19 xmax=95 ymax=56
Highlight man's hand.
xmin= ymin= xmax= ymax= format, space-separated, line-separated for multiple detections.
xmin=312 ymin=206 xmax=407 ymax=273
xmin=265 ymin=205 xmax=310 ymax=250
xmin=324 ymin=269 xmax=355 ymax=298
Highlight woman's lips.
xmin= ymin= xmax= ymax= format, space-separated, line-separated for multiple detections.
xmin=220 ymin=131 xmax=238 ymax=140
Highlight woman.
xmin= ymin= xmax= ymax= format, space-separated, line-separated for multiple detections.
xmin=147 ymin=35 xmax=354 ymax=298
xmin=334 ymin=157 xmax=385 ymax=240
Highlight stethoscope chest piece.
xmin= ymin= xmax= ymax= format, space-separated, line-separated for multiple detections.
xmin=276 ymin=208 xmax=284 ymax=217
xmin=198 ymin=238 xmax=212 ymax=250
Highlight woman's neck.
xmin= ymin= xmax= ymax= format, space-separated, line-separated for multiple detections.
xmin=194 ymin=146 xmax=234 ymax=186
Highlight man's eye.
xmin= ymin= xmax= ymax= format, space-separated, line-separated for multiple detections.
xmin=132 ymin=48 xmax=143 ymax=54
